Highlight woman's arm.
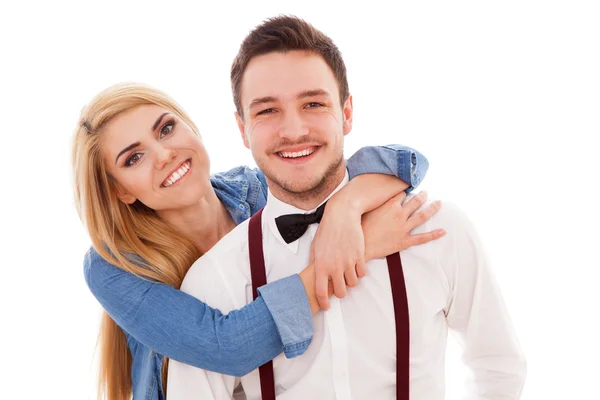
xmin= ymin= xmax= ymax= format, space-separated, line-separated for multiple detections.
xmin=345 ymin=144 xmax=429 ymax=191
xmin=85 ymin=144 xmax=436 ymax=375
xmin=84 ymin=248 xmax=313 ymax=376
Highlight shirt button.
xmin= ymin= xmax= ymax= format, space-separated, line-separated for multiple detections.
xmin=238 ymin=204 xmax=245 ymax=210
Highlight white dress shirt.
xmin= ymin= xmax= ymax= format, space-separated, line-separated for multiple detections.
xmin=167 ymin=172 xmax=527 ymax=399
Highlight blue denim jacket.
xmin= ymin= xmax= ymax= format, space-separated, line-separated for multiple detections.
xmin=84 ymin=145 xmax=428 ymax=400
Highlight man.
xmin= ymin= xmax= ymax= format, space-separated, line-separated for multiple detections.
xmin=167 ymin=15 xmax=526 ymax=399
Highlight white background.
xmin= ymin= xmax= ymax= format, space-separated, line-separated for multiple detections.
xmin=1 ymin=1 xmax=598 ymax=399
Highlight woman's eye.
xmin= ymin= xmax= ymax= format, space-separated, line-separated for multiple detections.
xmin=160 ymin=121 xmax=175 ymax=138
xmin=125 ymin=153 xmax=142 ymax=167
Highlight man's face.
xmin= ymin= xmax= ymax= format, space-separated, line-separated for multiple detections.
xmin=236 ymin=50 xmax=353 ymax=203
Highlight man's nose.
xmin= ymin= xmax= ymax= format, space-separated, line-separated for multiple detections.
xmin=279 ymin=110 xmax=309 ymax=141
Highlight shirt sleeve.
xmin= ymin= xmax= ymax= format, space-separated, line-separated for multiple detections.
xmin=441 ymin=203 xmax=527 ymax=398
xmin=84 ymin=248 xmax=312 ymax=376
xmin=346 ymin=144 xmax=429 ymax=192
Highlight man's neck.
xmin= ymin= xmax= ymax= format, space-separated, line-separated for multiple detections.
xmin=156 ymin=190 xmax=236 ymax=254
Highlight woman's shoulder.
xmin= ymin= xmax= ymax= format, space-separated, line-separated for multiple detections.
xmin=211 ymin=165 xmax=268 ymax=221
xmin=84 ymin=247 xmax=145 ymax=276
xmin=211 ymin=165 xmax=260 ymax=182
xmin=83 ymin=247 xmax=151 ymax=298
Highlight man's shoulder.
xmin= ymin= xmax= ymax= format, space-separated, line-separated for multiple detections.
xmin=405 ymin=196 xmax=479 ymax=254
xmin=403 ymin=192 xmax=472 ymax=229
xmin=428 ymin=199 xmax=471 ymax=227
xmin=180 ymin=220 xmax=252 ymax=295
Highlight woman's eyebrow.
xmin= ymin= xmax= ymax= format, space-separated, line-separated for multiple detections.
xmin=152 ymin=112 xmax=170 ymax=131
xmin=115 ymin=112 xmax=171 ymax=164
xmin=115 ymin=142 xmax=140 ymax=165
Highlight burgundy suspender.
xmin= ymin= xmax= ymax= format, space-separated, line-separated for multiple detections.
xmin=249 ymin=209 xmax=276 ymax=400
xmin=248 ymin=209 xmax=410 ymax=399
xmin=386 ymin=252 xmax=410 ymax=399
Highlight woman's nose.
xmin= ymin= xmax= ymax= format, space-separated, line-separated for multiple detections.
xmin=154 ymin=145 xmax=177 ymax=170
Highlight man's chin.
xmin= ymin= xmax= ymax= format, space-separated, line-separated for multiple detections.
xmin=277 ymin=178 xmax=323 ymax=195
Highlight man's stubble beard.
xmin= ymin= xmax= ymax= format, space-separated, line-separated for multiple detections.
xmin=258 ymin=150 xmax=346 ymax=210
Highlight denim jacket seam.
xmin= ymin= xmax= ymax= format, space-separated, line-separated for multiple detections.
xmin=217 ymin=188 xmax=250 ymax=217
xmin=246 ymin=177 xmax=260 ymax=210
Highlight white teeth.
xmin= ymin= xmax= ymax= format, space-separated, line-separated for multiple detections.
xmin=279 ymin=148 xmax=316 ymax=158
xmin=163 ymin=161 xmax=191 ymax=187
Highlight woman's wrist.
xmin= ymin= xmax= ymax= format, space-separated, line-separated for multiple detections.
xmin=299 ymin=265 xmax=321 ymax=315
xmin=299 ymin=264 xmax=335 ymax=315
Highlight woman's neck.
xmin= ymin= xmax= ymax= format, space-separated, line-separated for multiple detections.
xmin=156 ymin=190 xmax=236 ymax=254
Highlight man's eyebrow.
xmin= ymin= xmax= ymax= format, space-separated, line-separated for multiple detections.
xmin=248 ymin=90 xmax=331 ymax=110
xmin=297 ymin=89 xmax=331 ymax=99
xmin=115 ymin=142 xmax=141 ymax=165
xmin=152 ymin=112 xmax=170 ymax=131
xmin=249 ymin=96 xmax=278 ymax=109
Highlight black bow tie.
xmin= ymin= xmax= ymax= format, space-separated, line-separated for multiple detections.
xmin=275 ymin=202 xmax=327 ymax=244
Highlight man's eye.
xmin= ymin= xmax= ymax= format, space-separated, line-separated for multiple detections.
xmin=160 ymin=121 xmax=175 ymax=138
xmin=306 ymin=102 xmax=324 ymax=108
xmin=125 ymin=153 xmax=142 ymax=167
xmin=257 ymin=108 xmax=275 ymax=116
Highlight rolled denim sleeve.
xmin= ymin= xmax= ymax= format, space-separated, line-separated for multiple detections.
xmin=257 ymin=274 xmax=313 ymax=358
xmin=346 ymin=145 xmax=429 ymax=192
xmin=84 ymin=248 xmax=312 ymax=376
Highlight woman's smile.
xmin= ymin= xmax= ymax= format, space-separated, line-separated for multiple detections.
xmin=161 ymin=159 xmax=192 ymax=188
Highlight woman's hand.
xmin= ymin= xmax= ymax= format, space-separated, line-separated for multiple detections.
xmin=310 ymin=199 xmax=366 ymax=310
xmin=311 ymin=190 xmax=445 ymax=310
xmin=363 ymin=191 xmax=445 ymax=261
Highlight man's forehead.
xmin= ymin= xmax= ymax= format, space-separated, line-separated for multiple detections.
xmin=241 ymin=50 xmax=340 ymax=104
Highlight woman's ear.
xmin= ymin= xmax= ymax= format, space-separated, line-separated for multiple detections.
xmin=115 ymin=184 xmax=136 ymax=205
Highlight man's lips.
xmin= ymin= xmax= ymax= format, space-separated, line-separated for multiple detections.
xmin=275 ymin=146 xmax=320 ymax=163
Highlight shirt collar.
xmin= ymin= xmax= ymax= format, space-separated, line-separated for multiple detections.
xmin=263 ymin=170 xmax=350 ymax=254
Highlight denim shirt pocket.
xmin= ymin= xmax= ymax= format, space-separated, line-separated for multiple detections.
xmin=214 ymin=180 xmax=251 ymax=224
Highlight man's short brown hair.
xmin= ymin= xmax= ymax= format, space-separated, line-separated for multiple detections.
xmin=231 ymin=15 xmax=349 ymax=118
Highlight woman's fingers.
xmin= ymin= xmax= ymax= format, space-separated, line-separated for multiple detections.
xmin=315 ymin=267 xmax=331 ymax=310
xmin=406 ymin=200 xmax=442 ymax=231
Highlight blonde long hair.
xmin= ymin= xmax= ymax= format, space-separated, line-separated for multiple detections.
xmin=72 ymin=83 xmax=203 ymax=399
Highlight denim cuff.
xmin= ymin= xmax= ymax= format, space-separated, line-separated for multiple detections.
xmin=346 ymin=145 xmax=429 ymax=192
xmin=257 ymin=274 xmax=314 ymax=358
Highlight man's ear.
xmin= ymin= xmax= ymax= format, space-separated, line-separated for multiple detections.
xmin=235 ymin=112 xmax=250 ymax=149
xmin=342 ymin=94 xmax=353 ymax=136
xmin=115 ymin=184 xmax=137 ymax=205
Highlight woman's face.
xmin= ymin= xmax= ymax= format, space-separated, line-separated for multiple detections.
xmin=101 ymin=104 xmax=212 ymax=211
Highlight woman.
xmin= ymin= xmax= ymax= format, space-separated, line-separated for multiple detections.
xmin=74 ymin=83 xmax=442 ymax=399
